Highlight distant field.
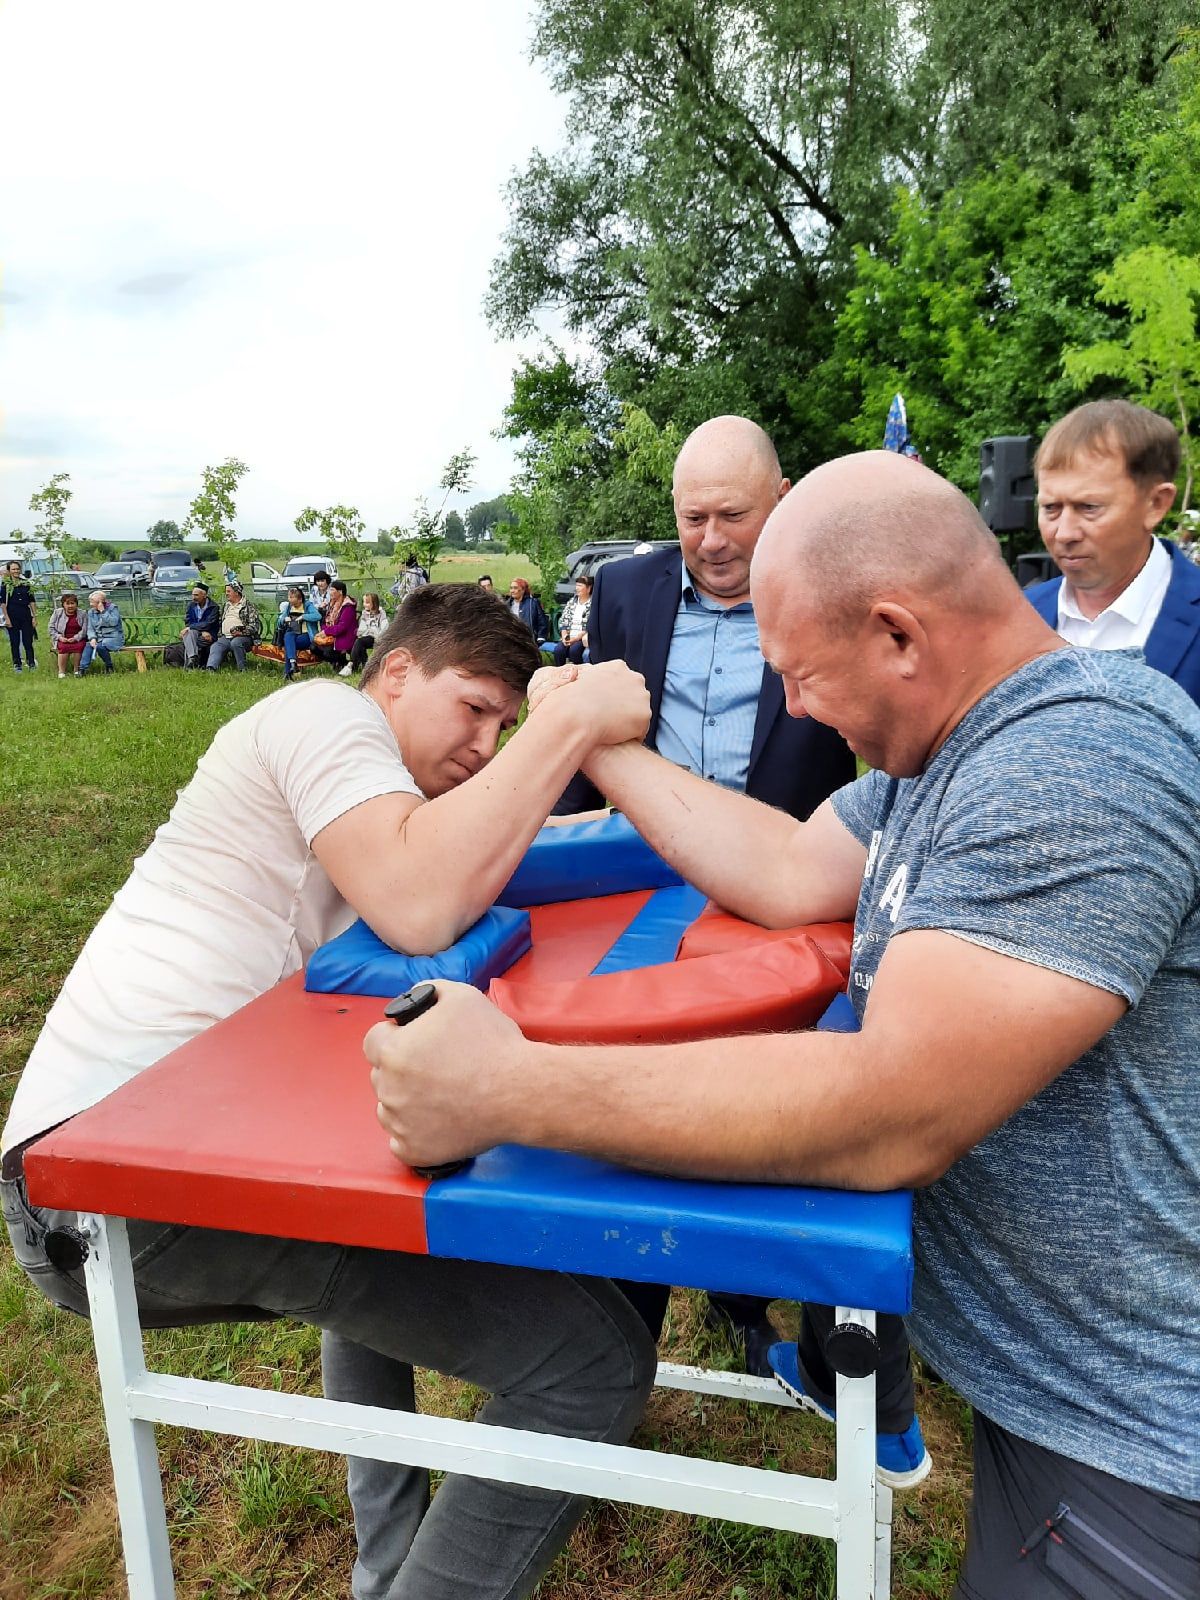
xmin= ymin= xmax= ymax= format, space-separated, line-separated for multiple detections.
xmin=0 ymin=666 xmax=971 ymax=1600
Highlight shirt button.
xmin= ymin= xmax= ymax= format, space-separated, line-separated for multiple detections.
xmin=715 ymin=666 xmax=723 ymax=674
xmin=706 ymin=717 xmax=716 ymax=726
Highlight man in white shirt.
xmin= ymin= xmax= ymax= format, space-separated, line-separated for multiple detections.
xmin=1025 ymin=399 xmax=1200 ymax=702
xmin=2 ymin=583 xmax=656 ymax=1600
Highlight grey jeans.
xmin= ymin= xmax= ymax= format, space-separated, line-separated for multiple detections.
xmin=206 ymin=635 xmax=250 ymax=671
xmin=3 ymin=1175 xmax=657 ymax=1600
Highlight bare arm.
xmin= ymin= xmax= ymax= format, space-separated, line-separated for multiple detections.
xmin=368 ymin=930 xmax=1126 ymax=1189
xmin=313 ymin=667 xmax=649 ymax=954
xmin=583 ymin=740 xmax=865 ymax=926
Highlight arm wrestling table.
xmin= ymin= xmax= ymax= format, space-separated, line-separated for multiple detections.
xmin=24 ymin=974 xmax=912 ymax=1600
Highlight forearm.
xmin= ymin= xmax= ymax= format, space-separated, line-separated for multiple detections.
xmin=511 ymin=1030 xmax=924 ymax=1191
xmin=386 ymin=702 xmax=596 ymax=948
xmin=582 ymin=742 xmax=825 ymax=925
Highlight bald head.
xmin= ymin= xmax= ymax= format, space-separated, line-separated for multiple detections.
xmin=755 ymin=451 xmax=1014 ymax=628
xmin=673 ymin=416 xmax=782 ymax=494
xmin=672 ymin=416 xmax=788 ymax=604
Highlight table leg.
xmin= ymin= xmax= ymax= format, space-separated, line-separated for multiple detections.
xmin=82 ymin=1214 xmax=175 ymax=1599
xmin=875 ymin=1482 xmax=893 ymax=1600
xmin=834 ymin=1307 xmax=879 ymax=1600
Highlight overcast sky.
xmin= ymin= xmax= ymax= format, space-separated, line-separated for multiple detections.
xmin=0 ymin=1 xmax=565 ymax=543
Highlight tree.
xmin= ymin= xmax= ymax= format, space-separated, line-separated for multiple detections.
xmin=183 ymin=459 xmax=249 ymax=579
xmin=442 ymin=511 xmax=467 ymax=548
xmin=375 ymin=528 xmax=397 ymax=557
xmin=29 ymin=472 xmax=73 ymax=564
xmin=464 ymin=496 xmax=512 ymax=542
xmin=499 ymin=357 xmax=681 ymax=593
xmin=488 ymin=1 xmax=1193 ymax=479
xmin=396 ymin=448 xmax=477 ymax=575
xmin=146 ymin=519 xmax=181 ymax=549
xmin=1065 ymin=246 xmax=1200 ymax=512
xmin=294 ymin=504 xmax=378 ymax=586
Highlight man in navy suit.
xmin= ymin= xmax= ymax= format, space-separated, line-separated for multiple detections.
xmin=563 ymin=415 xmax=856 ymax=823
xmin=556 ymin=422 xmax=880 ymax=1375
xmin=1026 ymin=399 xmax=1200 ymax=704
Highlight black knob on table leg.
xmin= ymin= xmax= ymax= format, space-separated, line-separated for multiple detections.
xmin=824 ymin=1319 xmax=880 ymax=1378
xmin=44 ymin=1226 xmax=90 ymax=1272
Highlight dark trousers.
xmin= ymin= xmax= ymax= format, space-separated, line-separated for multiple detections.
xmin=620 ymin=1282 xmax=915 ymax=1432
xmin=349 ymin=636 xmax=376 ymax=671
xmin=550 ymin=640 xmax=587 ymax=665
xmin=7 ymin=618 xmax=34 ymax=667
xmin=954 ymin=1409 xmax=1198 ymax=1599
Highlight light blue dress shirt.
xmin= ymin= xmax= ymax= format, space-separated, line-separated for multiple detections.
xmin=653 ymin=566 xmax=763 ymax=790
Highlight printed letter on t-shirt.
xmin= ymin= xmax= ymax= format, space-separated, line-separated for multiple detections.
xmin=878 ymin=863 xmax=908 ymax=924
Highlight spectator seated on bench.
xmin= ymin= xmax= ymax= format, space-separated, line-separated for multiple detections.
xmin=80 ymin=591 xmax=124 ymax=675
xmin=551 ymin=575 xmax=592 ymax=666
xmin=206 ymin=582 xmax=262 ymax=673
xmin=179 ymin=583 xmax=220 ymax=669
xmin=273 ymin=585 xmax=322 ymax=680
xmin=50 ymin=591 xmax=87 ymax=678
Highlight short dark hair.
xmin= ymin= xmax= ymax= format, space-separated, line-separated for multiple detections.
xmin=478 ymin=574 xmax=492 ymax=584
xmin=60 ymin=590 xmax=77 ymax=602
xmin=576 ymin=575 xmax=594 ymax=592
xmin=1036 ymin=400 xmax=1181 ymax=488
xmin=360 ymin=583 xmax=541 ymax=696
xmin=313 ymin=570 xmax=330 ymax=583
xmin=331 ymin=578 xmax=348 ymax=596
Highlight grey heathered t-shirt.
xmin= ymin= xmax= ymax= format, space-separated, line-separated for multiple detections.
xmin=831 ymin=647 xmax=1200 ymax=1498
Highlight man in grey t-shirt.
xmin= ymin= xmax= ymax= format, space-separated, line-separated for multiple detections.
xmin=370 ymin=452 xmax=1199 ymax=1598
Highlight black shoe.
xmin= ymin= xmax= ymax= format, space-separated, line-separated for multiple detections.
xmin=703 ymin=1299 xmax=781 ymax=1379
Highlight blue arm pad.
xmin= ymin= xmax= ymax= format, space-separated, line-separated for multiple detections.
xmin=305 ymin=906 xmax=532 ymax=997
xmin=816 ymin=990 xmax=859 ymax=1033
xmin=497 ymin=813 xmax=684 ymax=907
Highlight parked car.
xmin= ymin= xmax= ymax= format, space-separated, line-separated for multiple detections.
xmin=554 ymin=539 xmax=677 ymax=606
xmin=150 ymin=564 xmax=203 ymax=596
xmin=56 ymin=569 xmax=100 ymax=595
xmin=94 ymin=559 xmax=150 ymax=589
xmin=150 ymin=548 xmax=197 ymax=570
xmin=119 ymin=547 xmax=154 ymax=568
xmin=250 ymin=555 xmax=339 ymax=603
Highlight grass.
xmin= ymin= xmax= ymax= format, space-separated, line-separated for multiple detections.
xmin=0 ymin=663 xmax=973 ymax=1598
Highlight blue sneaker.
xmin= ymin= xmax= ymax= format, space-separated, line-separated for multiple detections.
xmin=767 ymin=1341 xmax=932 ymax=1489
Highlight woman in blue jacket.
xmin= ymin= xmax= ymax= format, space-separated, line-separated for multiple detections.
xmin=80 ymin=591 xmax=125 ymax=674
xmin=275 ymin=586 xmax=322 ymax=679
xmin=506 ymin=577 xmax=550 ymax=647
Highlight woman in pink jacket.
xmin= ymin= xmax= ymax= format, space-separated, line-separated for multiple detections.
xmin=310 ymin=580 xmax=358 ymax=669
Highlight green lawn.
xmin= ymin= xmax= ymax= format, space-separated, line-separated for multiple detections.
xmin=0 ymin=663 xmax=972 ymax=1600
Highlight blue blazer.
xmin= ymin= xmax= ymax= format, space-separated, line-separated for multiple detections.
xmin=1025 ymin=539 xmax=1200 ymax=706
xmin=562 ymin=546 xmax=856 ymax=820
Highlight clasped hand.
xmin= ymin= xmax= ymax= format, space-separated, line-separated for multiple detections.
xmin=526 ymin=659 xmax=650 ymax=748
xmin=365 ymin=981 xmax=528 ymax=1169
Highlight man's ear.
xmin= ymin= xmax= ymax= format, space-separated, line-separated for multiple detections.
xmin=868 ymin=601 xmax=925 ymax=677
xmin=776 ymin=477 xmax=792 ymax=505
xmin=381 ymin=646 xmax=414 ymax=696
xmin=1147 ymin=480 xmax=1177 ymax=529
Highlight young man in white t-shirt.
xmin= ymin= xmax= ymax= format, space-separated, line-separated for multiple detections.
xmin=2 ymin=583 xmax=656 ymax=1600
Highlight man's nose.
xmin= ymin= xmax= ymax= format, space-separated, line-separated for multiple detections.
xmin=782 ymin=679 xmax=808 ymax=720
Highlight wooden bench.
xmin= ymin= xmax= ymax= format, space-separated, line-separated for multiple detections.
xmin=129 ymin=644 xmax=167 ymax=672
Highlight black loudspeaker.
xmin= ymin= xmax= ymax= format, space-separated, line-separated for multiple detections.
xmin=979 ymin=436 xmax=1036 ymax=533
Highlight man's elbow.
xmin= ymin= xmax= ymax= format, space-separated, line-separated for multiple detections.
xmin=371 ymin=906 xmax=464 ymax=959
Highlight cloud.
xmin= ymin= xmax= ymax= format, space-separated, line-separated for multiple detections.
xmin=0 ymin=1 xmax=564 ymax=542
xmin=117 ymin=271 xmax=196 ymax=297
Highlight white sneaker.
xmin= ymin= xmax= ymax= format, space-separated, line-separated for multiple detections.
xmin=338 ymin=663 xmax=353 ymax=676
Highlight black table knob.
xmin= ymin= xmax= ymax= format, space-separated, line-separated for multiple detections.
xmin=824 ymin=1318 xmax=880 ymax=1378
xmin=44 ymin=1226 xmax=89 ymax=1272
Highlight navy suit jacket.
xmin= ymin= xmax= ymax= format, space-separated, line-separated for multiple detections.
xmin=563 ymin=546 xmax=856 ymax=820
xmin=1025 ymin=539 xmax=1200 ymax=707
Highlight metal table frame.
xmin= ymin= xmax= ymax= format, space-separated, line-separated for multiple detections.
xmin=79 ymin=1211 xmax=892 ymax=1599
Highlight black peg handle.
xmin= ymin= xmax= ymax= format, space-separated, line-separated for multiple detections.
xmin=383 ymin=984 xmax=472 ymax=1180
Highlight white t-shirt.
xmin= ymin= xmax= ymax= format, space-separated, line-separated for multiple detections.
xmin=3 ymin=681 xmax=422 ymax=1154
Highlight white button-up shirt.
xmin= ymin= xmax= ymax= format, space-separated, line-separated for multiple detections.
xmin=1055 ymin=538 xmax=1171 ymax=651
